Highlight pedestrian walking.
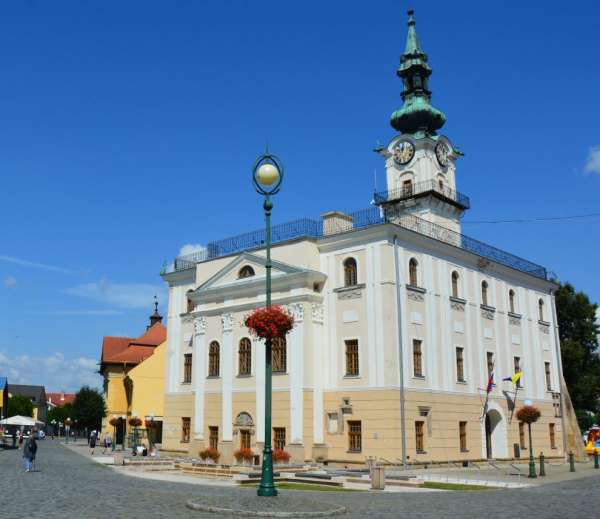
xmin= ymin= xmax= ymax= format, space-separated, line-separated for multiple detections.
xmin=18 ymin=430 xmax=24 ymax=448
xmin=102 ymin=433 xmax=112 ymax=454
xmin=89 ymin=430 xmax=97 ymax=455
xmin=23 ymin=431 xmax=38 ymax=472
xmin=11 ymin=430 xmax=16 ymax=449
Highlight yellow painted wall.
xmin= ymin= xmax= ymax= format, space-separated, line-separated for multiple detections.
xmin=129 ymin=341 xmax=166 ymax=422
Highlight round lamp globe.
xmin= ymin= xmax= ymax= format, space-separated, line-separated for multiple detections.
xmin=256 ymin=163 xmax=279 ymax=186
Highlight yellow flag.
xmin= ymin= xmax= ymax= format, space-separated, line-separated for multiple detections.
xmin=512 ymin=372 xmax=522 ymax=385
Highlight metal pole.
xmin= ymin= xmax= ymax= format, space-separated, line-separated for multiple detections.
xmin=528 ymin=423 xmax=537 ymax=478
xmin=393 ymin=236 xmax=407 ymax=470
xmin=258 ymin=195 xmax=277 ymax=497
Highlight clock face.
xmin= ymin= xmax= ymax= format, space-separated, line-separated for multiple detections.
xmin=393 ymin=141 xmax=415 ymax=165
xmin=435 ymin=141 xmax=450 ymax=167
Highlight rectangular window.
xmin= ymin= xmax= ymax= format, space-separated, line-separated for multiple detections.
xmin=183 ymin=354 xmax=193 ymax=383
xmin=272 ymin=338 xmax=287 ymax=373
xmin=413 ymin=339 xmax=423 ymax=377
xmin=456 ymin=347 xmax=465 ymax=382
xmin=209 ymin=426 xmax=219 ymax=450
xmin=513 ymin=356 xmax=522 ymax=388
xmin=519 ymin=422 xmax=526 ymax=450
xmin=545 ymin=362 xmax=552 ymax=391
xmin=486 ymin=351 xmax=494 ymax=381
xmin=240 ymin=429 xmax=251 ymax=450
xmin=345 ymin=340 xmax=359 ymax=376
xmin=274 ymin=427 xmax=286 ymax=451
xmin=415 ymin=421 xmax=425 ymax=453
xmin=549 ymin=423 xmax=556 ymax=449
xmin=181 ymin=417 xmax=191 ymax=443
xmin=403 ymin=179 xmax=413 ymax=197
xmin=348 ymin=421 xmax=362 ymax=452
xmin=459 ymin=421 xmax=467 ymax=452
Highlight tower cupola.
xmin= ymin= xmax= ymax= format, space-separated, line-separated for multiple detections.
xmin=390 ymin=10 xmax=446 ymax=136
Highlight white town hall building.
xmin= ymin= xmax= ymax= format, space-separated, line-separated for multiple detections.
xmin=159 ymin=11 xmax=578 ymax=465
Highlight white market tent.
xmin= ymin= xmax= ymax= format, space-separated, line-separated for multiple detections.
xmin=0 ymin=415 xmax=44 ymax=427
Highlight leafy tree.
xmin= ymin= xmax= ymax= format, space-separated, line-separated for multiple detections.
xmin=46 ymin=403 xmax=74 ymax=425
xmin=72 ymin=386 xmax=106 ymax=430
xmin=7 ymin=394 xmax=34 ymax=417
xmin=555 ymin=282 xmax=600 ymax=427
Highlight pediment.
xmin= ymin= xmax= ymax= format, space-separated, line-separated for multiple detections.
xmin=191 ymin=253 xmax=326 ymax=304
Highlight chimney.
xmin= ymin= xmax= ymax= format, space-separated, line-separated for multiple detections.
xmin=321 ymin=211 xmax=354 ymax=236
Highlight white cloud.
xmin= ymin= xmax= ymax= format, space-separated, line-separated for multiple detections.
xmin=584 ymin=146 xmax=600 ymax=174
xmin=178 ymin=243 xmax=207 ymax=258
xmin=28 ymin=309 xmax=122 ymax=316
xmin=0 ymin=351 xmax=102 ymax=392
xmin=3 ymin=275 xmax=17 ymax=288
xmin=0 ymin=255 xmax=75 ymax=274
xmin=64 ymin=277 xmax=165 ymax=309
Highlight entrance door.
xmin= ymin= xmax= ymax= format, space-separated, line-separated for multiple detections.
xmin=240 ymin=429 xmax=251 ymax=450
xmin=116 ymin=418 xmax=125 ymax=445
xmin=485 ymin=414 xmax=493 ymax=459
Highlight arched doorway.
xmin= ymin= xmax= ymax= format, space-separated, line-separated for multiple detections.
xmin=484 ymin=408 xmax=506 ymax=459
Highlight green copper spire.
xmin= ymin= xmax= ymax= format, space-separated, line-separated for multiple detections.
xmin=390 ymin=10 xmax=446 ymax=136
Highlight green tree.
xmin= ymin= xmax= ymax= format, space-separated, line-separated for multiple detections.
xmin=7 ymin=394 xmax=34 ymax=417
xmin=46 ymin=403 xmax=74 ymax=425
xmin=555 ymin=282 xmax=600 ymax=426
xmin=72 ymin=386 xmax=106 ymax=431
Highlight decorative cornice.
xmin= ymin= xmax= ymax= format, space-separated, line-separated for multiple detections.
xmin=449 ymin=296 xmax=466 ymax=312
xmin=221 ymin=313 xmax=234 ymax=333
xmin=193 ymin=316 xmax=206 ymax=336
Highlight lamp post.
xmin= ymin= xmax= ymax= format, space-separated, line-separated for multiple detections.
xmin=253 ymin=151 xmax=284 ymax=497
xmin=65 ymin=418 xmax=72 ymax=444
xmin=145 ymin=414 xmax=154 ymax=450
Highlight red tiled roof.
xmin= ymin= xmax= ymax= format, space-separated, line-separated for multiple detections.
xmin=100 ymin=322 xmax=166 ymax=366
xmin=46 ymin=392 xmax=75 ymax=406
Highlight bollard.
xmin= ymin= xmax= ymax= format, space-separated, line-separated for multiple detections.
xmin=569 ymin=451 xmax=575 ymax=472
xmin=594 ymin=449 xmax=599 ymax=470
xmin=539 ymin=452 xmax=546 ymax=477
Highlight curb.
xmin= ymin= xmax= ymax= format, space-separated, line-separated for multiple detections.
xmin=185 ymin=500 xmax=347 ymax=517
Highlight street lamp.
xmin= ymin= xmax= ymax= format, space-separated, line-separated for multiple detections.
xmin=145 ymin=414 xmax=154 ymax=450
xmin=253 ymin=151 xmax=284 ymax=497
xmin=64 ymin=418 xmax=72 ymax=444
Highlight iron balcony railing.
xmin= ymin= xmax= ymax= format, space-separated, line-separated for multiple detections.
xmin=373 ymin=179 xmax=471 ymax=209
xmin=171 ymin=205 xmax=547 ymax=280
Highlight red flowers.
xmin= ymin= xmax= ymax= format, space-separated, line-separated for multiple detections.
xmin=516 ymin=405 xmax=541 ymax=424
xmin=234 ymin=448 xmax=254 ymax=463
xmin=244 ymin=306 xmax=294 ymax=340
xmin=273 ymin=449 xmax=291 ymax=464
xmin=128 ymin=417 xmax=142 ymax=428
xmin=109 ymin=417 xmax=120 ymax=427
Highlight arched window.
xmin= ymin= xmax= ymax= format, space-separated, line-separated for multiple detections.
xmin=208 ymin=341 xmax=220 ymax=377
xmin=451 ymin=271 xmax=459 ymax=298
xmin=343 ymin=257 xmax=357 ymax=287
xmin=508 ymin=290 xmax=516 ymax=314
xmin=409 ymin=258 xmax=419 ymax=287
xmin=272 ymin=337 xmax=287 ymax=373
xmin=186 ymin=290 xmax=194 ymax=313
xmin=238 ymin=265 xmax=255 ymax=279
xmin=481 ymin=281 xmax=489 ymax=306
xmin=538 ymin=299 xmax=545 ymax=321
xmin=238 ymin=338 xmax=251 ymax=375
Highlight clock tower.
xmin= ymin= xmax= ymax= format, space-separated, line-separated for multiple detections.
xmin=375 ymin=10 xmax=469 ymax=234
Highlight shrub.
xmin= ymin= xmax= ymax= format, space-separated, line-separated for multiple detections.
xmin=273 ymin=449 xmax=291 ymax=464
xmin=199 ymin=448 xmax=220 ymax=462
xmin=234 ymin=448 xmax=254 ymax=463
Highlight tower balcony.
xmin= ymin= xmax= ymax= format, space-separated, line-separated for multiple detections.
xmin=373 ymin=179 xmax=470 ymax=210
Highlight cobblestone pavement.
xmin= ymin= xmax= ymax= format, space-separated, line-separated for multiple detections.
xmin=2 ymin=441 xmax=600 ymax=518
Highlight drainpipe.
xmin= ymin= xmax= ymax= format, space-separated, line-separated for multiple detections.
xmin=393 ymin=235 xmax=408 ymax=469
xmin=550 ymin=288 xmax=568 ymax=459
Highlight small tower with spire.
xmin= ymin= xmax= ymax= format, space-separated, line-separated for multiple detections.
xmin=376 ymin=9 xmax=469 ymax=234
xmin=148 ymin=295 xmax=163 ymax=328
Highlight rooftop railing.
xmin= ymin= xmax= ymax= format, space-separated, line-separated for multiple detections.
xmin=171 ymin=205 xmax=547 ymax=280
xmin=374 ymin=179 xmax=471 ymax=209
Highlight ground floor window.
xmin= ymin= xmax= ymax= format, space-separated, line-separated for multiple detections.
xmin=209 ymin=426 xmax=219 ymax=450
xmin=348 ymin=421 xmax=362 ymax=452
xmin=459 ymin=421 xmax=467 ymax=452
xmin=550 ymin=423 xmax=556 ymax=449
xmin=181 ymin=417 xmax=191 ymax=443
xmin=519 ymin=422 xmax=526 ymax=450
xmin=240 ymin=429 xmax=251 ymax=450
xmin=415 ymin=421 xmax=425 ymax=453
xmin=274 ymin=427 xmax=286 ymax=450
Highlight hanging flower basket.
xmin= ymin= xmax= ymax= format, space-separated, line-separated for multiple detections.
xmin=144 ymin=420 xmax=155 ymax=429
xmin=109 ymin=417 xmax=120 ymax=428
xmin=129 ymin=417 xmax=142 ymax=428
xmin=516 ymin=405 xmax=541 ymax=424
xmin=244 ymin=306 xmax=294 ymax=340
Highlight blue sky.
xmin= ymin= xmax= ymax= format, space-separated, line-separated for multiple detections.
xmin=0 ymin=1 xmax=599 ymax=391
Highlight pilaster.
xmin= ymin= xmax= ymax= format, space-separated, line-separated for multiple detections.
xmin=289 ymin=303 xmax=304 ymax=444
xmin=221 ymin=313 xmax=234 ymax=442
xmin=193 ymin=316 xmax=206 ymax=440
xmin=311 ymin=303 xmax=325 ymax=444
